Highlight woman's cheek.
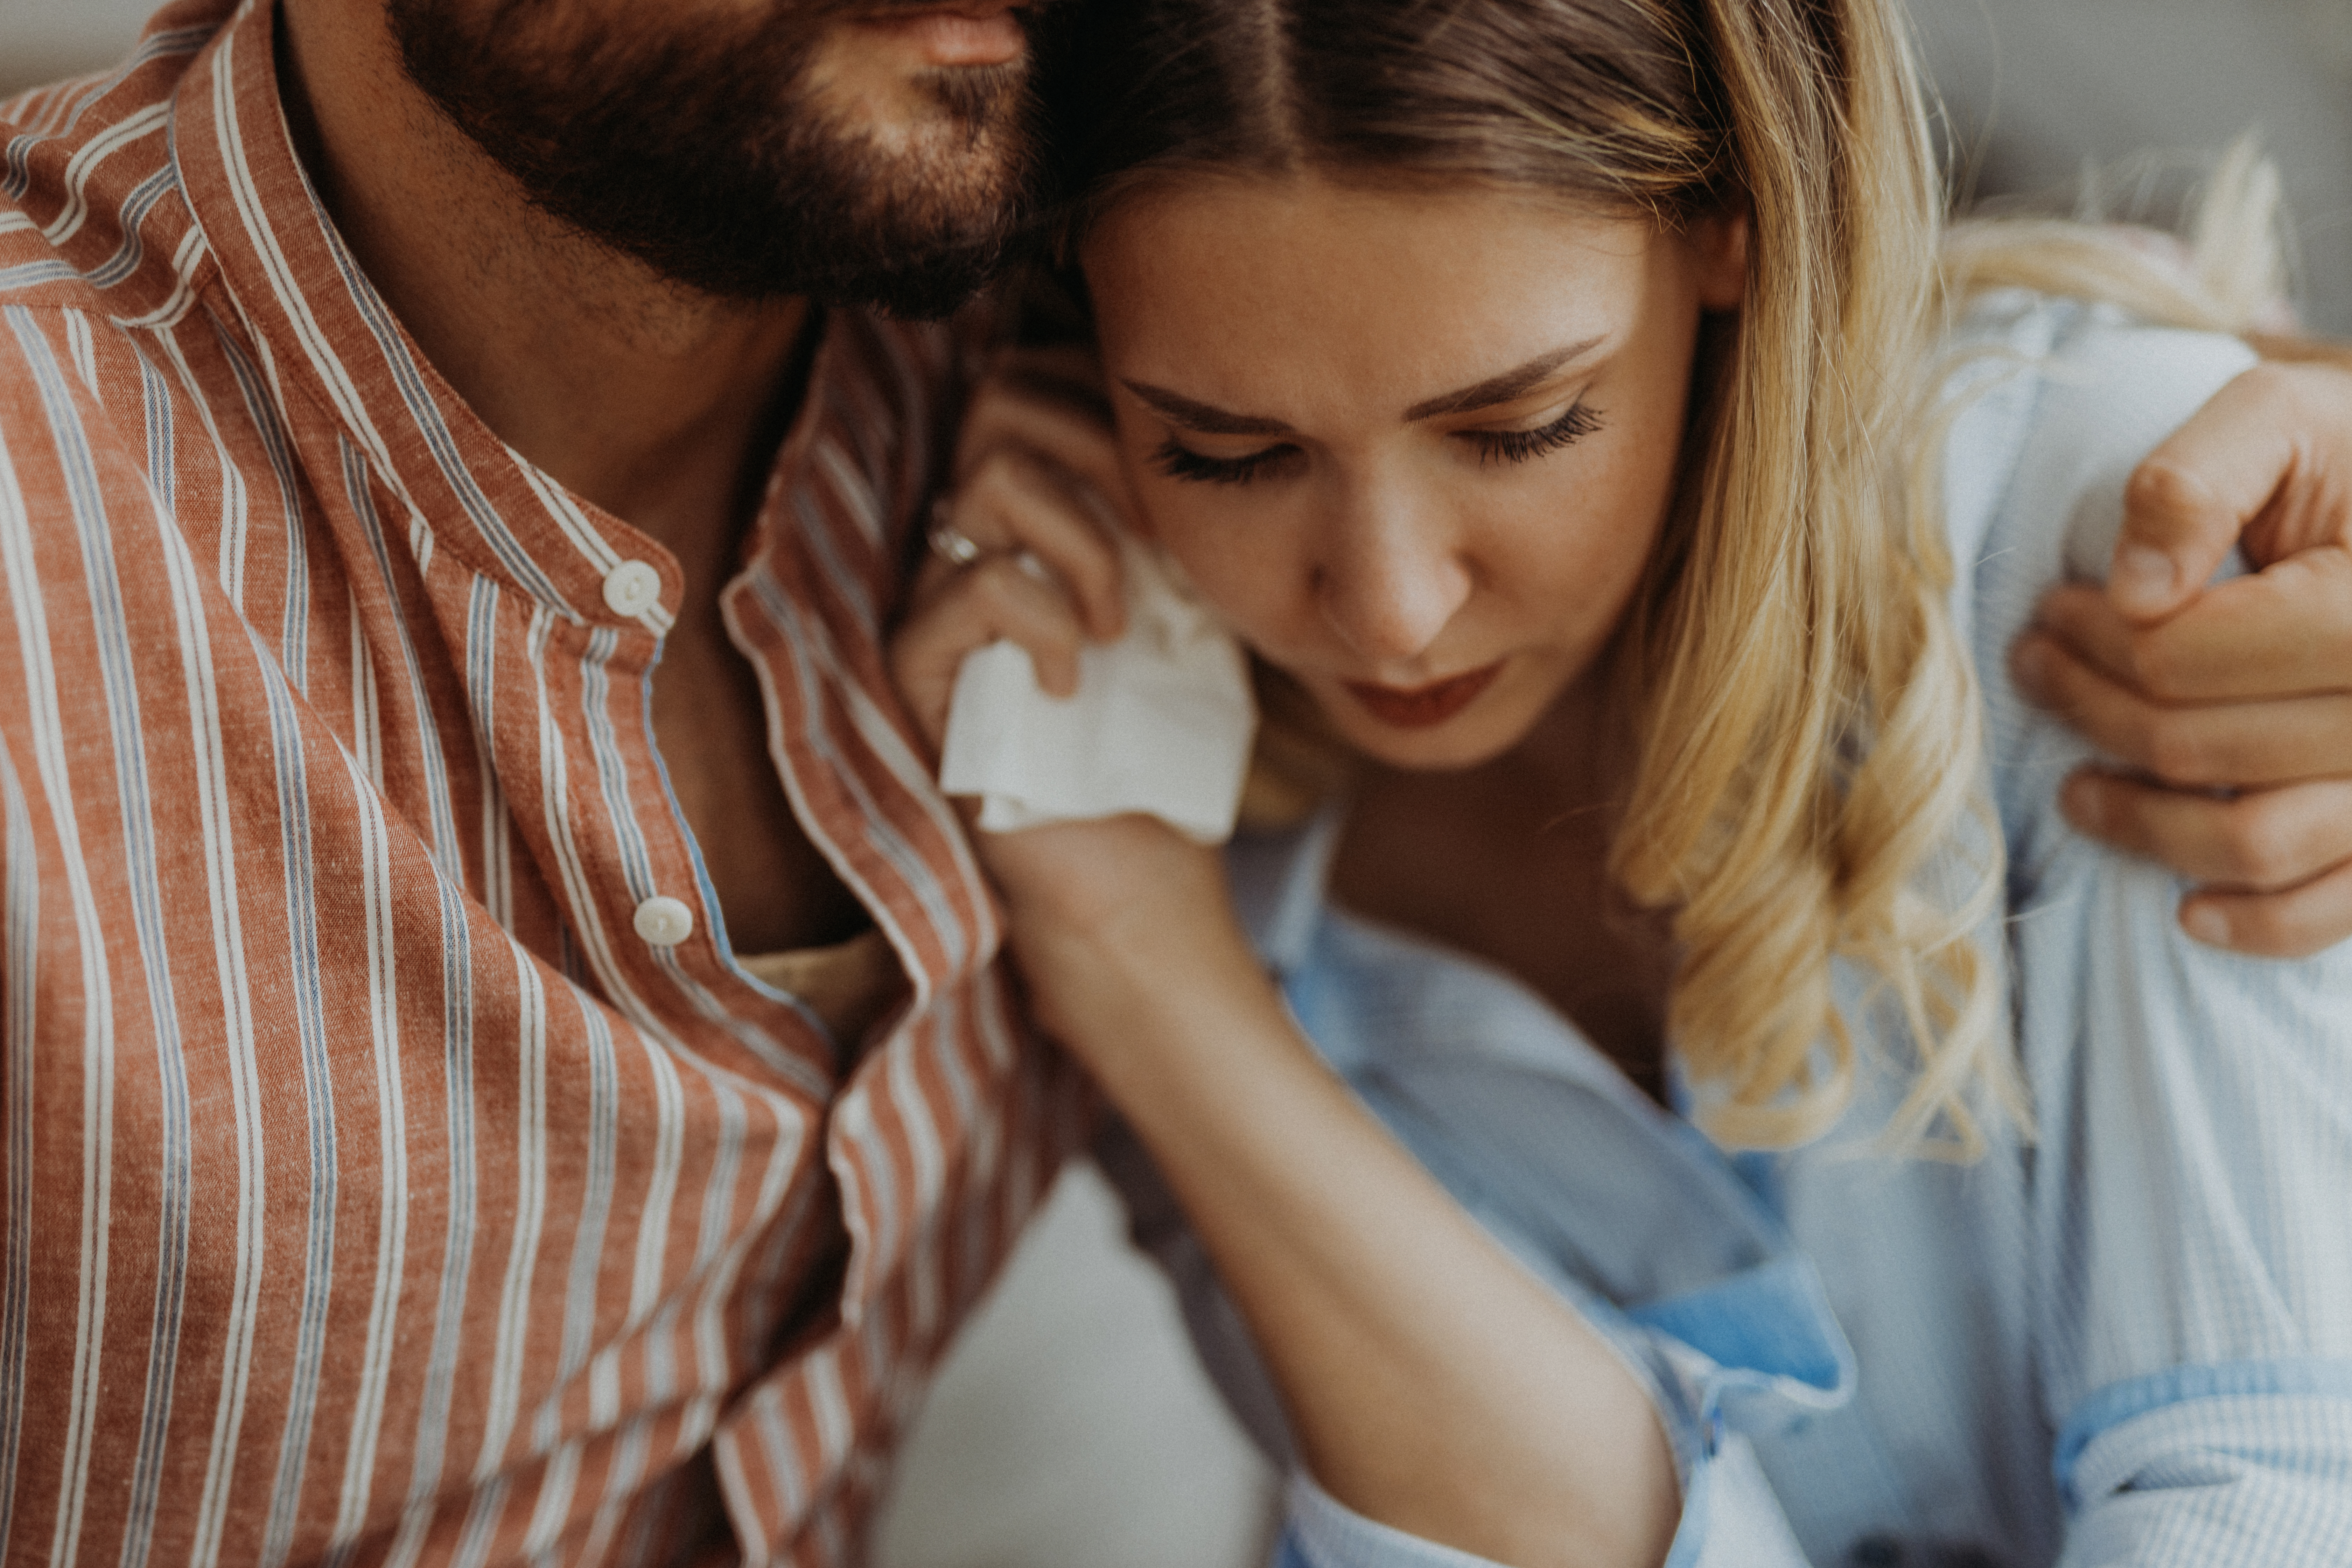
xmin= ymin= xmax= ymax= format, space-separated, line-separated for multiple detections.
xmin=1148 ymin=497 xmax=1290 ymax=646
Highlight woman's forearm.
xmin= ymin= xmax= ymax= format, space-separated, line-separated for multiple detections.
xmin=1023 ymin=911 xmax=1679 ymax=1568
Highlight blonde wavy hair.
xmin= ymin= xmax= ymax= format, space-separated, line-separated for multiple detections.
xmin=1054 ymin=0 xmax=2287 ymax=1154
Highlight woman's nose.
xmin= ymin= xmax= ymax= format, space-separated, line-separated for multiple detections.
xmin=1311 ymin=497 xmax=1473 ymax=665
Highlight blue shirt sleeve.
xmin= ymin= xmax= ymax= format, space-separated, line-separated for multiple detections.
xmin=1275 ymin=1434 xmax=1814 ymax=1568
xmin=1098 ymin=996 xmax=1851 ymax=1568
xmin=1961 ymin=299 xmax=2352 ymax=1563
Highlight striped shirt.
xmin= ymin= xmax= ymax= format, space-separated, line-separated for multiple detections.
xmin=0 ymin=2 xmax=1079 ymax=1564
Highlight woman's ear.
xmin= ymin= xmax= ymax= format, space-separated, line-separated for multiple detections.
xmin=1689 ymin=208 xmax=1750 ymax=311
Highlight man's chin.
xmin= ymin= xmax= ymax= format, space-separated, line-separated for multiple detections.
xmin=391 ymin=0 xmax=1045 ymax=312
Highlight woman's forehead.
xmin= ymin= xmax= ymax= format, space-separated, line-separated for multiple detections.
xmin=1086 ymin=170 xmax=1648 ymax=268
xmin=1080 ymin=174 xmax=1670 ymax=415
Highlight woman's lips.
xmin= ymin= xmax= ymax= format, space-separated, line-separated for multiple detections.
xmin=1342 ymin=662 xmax=1505 ymax=728
xmin=853 ymin=5 xmax=1028 ymax=67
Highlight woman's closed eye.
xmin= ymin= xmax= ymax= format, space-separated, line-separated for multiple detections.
xmin=1462 ymin=400 xmax=1603 ymax=466
xmin=1150 ymin=399 xmax=1603 ymax=486
xmin=1152 ymin=438 xmax=1303 ymax=485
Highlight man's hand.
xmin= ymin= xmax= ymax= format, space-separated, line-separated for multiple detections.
xmin=2011 ymin=360 xmax=2352 ymax=957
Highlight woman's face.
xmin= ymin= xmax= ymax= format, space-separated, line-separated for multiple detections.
xmin=1083 ymin=175 xmax=1745 ymax=770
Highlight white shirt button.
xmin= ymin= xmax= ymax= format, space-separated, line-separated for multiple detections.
xmin=603 ymin=559 xmax=663 ymax=618
xmin=633 ymin=895 xmax=695 ymax=947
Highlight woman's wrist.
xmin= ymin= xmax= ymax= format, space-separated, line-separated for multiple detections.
xmin=1007 ymin=870 xmax=1286 ymax=1081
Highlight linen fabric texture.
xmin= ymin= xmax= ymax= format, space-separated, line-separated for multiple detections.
xmin=0 ymin=2 xmax=1083 ymax=1563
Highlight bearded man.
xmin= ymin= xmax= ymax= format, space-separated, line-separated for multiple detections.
xmin=0 ymin=0 xmax=1080 ymax=1561
xmin=14 ymin=2 xmax=2352 ymax=1567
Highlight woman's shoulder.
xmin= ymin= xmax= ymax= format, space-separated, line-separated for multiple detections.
xmin=1922 ymin=303 xmax=2352 ymax=1467
xmin=1934 ymin=293 xmax=2255 ymax=844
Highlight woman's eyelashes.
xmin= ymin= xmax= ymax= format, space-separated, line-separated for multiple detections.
xmin=1151 ymin=439 xmax=1301 ymax=485
xmin=1150 ymin=401 xmax=1604 ymax=485
xmin=1465 ymin=400 xmax=1603 ymax=466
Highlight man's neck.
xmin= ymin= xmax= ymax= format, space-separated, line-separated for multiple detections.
xmin=275 ymin=0 xmax=809 ymax=565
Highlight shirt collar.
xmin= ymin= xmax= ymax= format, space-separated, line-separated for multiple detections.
xmin=169 ymin=0 xmax=694 ymax=630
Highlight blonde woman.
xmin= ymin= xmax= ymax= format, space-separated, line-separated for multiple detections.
xmin=889 ymin=0 xmax=2352 ymax=1563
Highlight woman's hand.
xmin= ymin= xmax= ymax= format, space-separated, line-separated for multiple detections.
xmin=892 ymin=343 xmax=1133 ymax=756
xmin=2011 ymin=359 xmax=2352 ymax=957
xmin=888 ymin=343 xmax=1252 ymax=1053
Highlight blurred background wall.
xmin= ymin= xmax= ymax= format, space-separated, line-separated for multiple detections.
xmin=3 ymin=0 xmax=158 ymax=97
xmin=1911 ymin=0 xmax=2352 ymax=330
xmin=4 ymin=2 xmax=2348 ymax=1565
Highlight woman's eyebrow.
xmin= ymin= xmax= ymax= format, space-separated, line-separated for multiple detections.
xmin=1402 ymin=336 xmax=1606 ymax=421
xmin=1121 ymin=334 xmax=1606 ymax=436
xmin=1120 ymin=380 xmax=1294 ymax=436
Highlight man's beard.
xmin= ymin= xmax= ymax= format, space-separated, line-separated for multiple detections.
xmin=387 ymin=0 xmax=1051 ymax=317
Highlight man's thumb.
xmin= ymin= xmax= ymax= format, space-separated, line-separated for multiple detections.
xmin=2111 ymin=456 xmax=2243 ymax=620
xmin=2110 ymin=369 xmax=2299 ymax=623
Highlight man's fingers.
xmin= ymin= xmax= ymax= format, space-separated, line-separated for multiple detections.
xmin=2024 ymin=585 xmax=2141 ymax=687
xmin=2060 ymin=769 xmax=2352 ymax=889
xmin=2056 ymin=764 xmax=2352 ymax=956
xmin=2112 ymin=369 xmax=2297 ymax=619
xmin=2179 ymin=860 xmax=2352 ymax=959
xmin=2011 ymin=631 xmax=2352 ymax=786
xmin=2030 ymin=550 xmax=2352 ymax=702
xmin=2109 ymin=363 xmax=2339 ymax=621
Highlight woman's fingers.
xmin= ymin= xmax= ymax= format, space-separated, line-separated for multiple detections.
xmin=940 ymin=446 xmax=1126 ymax=639
xmin=2060 ymin=769 xmax=2352 ymax=891
xmin=886 ymin=340 xmax=1132 ymax=758
xmin=962 ymin=384 xmax=1127 ymax=507
xmin=2010 ymin=625 xmax=2352 ymax=788
xmin=890 ymin=553 xmax=1094 ymax=754
xmin=957 ymin=345 xmax=1134 ymax=536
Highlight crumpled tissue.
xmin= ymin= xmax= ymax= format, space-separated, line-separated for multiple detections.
xmin=938 ymin=538 xmax=1256 ymax=844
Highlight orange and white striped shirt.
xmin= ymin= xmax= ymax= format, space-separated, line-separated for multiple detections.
xmin=0 ymin=2 xmax=1080 ymax=1563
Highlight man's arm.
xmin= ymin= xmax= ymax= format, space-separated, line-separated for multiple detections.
xmin=2012 ymin=355 xmax=2352 ymax=957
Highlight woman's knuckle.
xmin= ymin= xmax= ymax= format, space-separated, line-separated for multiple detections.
xmin=2105 ymin=704 xmax=2160 ymax=766
xmin=970 ymin=557 xmax=1024 ymax=604
xmin=969 ymin=445 xmax=1027 ymax=490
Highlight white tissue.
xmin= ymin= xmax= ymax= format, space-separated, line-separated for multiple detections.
xmin=938 ymin=538 xmax=1256 ymax=844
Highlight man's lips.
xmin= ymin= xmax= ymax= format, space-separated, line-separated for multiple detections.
xmin=852 ymin=4 xmax=1029 ymax=67
xmin=1342 ymin=662 xmax=1505 ymax=729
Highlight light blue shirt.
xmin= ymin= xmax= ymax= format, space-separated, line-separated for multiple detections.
xmin=1100 ymin=296 xmax=2352 ymax=1567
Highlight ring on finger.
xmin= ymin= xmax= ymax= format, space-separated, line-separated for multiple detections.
xmin=927 ymin=500 xmax=1052 ymax=582
xmin=928 ymin=506 xmax=987 ymax=567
